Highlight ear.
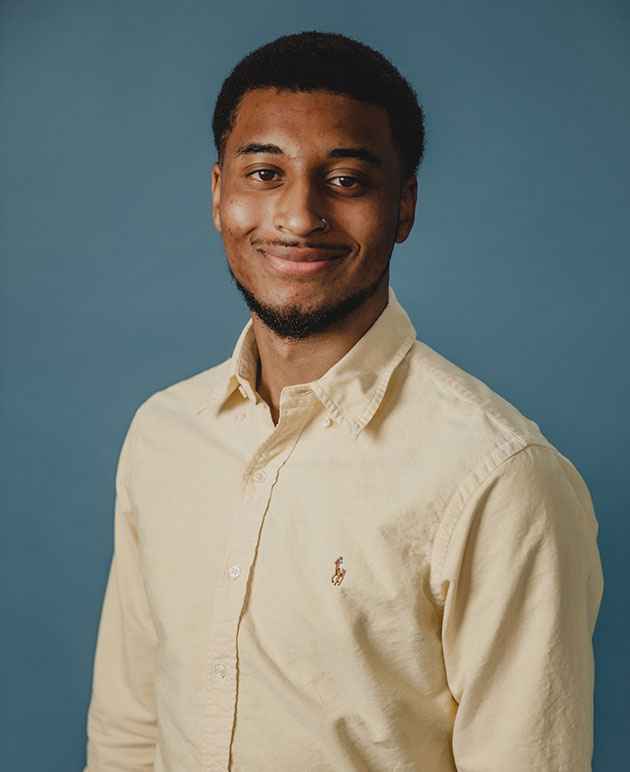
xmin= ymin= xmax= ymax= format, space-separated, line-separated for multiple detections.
xmin=211 ymin=162 xmax=222 ymax=233
xmin=395 ymin=175 xmax=418 ymax=244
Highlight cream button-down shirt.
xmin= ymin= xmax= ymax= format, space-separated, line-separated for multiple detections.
xmin=84 ymin=286 xmax=604 ymax=772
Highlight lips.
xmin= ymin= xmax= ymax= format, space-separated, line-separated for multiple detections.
xmin=260 ymin=246 xmax=349 ymax=262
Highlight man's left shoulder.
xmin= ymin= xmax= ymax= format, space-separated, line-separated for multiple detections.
xmin=401 ymin=338 xmax=555 ymax=459
xmin=399 ymin=340 xmax=599 ymax=541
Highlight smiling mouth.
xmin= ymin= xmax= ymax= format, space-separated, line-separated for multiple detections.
xmin=256 ymin=245 xmax=349 ymax=276
xmin=257 ymin=245 xmax=349 ymax=262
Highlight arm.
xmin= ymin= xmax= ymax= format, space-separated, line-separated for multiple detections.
xmin=436 ymin=444 xmax=604 ymax=771
xmin=83 ymin=414 xmax=159 ymax=771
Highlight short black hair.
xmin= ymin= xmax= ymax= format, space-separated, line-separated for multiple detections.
xmin=212 ymin=30 xmax=426 ymax=182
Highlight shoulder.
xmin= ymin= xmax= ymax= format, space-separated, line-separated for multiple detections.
xmin=127 ymin=356 xmax=232 ymax=433
xmin=402 ymin=337 xmax=553 ymax=452
xmin=401 ymin=341 xmax=600 ymax=602
xmin=389 ymin=337 xmax=582 ymax=528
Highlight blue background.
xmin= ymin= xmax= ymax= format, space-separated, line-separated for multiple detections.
xmin=2 ymin=1 xmax=628 ymax=769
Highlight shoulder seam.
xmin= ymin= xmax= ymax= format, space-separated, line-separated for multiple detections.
xmin=430 ymin=440 xmax=555 ymax=606
xmin=411 ymin=344 xmax=529 ymax=446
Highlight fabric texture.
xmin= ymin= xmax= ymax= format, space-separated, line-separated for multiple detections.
xmin=83 ymin=285 xmax=604 ymax=771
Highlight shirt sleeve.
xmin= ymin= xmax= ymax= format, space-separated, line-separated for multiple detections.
xmin=83 ymin=414 xmax=159 ymax=771
xmin=437 ymin=443 xmax=604 ymax=772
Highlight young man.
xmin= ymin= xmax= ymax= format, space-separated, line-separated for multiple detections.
xmin=83 ymin=31 xmax=604 ymax=772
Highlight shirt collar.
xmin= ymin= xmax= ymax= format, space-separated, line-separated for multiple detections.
xmin=205 ymin=285 xmax=417 ymax=439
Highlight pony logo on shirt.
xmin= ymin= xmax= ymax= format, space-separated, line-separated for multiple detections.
xmin=331 ymin=556 xmax=346 ymax=585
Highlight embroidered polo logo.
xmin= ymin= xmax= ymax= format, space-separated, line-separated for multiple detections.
xmin=331 ymin=556 xmax=346 ymax=585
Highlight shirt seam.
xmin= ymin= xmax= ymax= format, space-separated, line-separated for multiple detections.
xmin=430 ymin=439 xmax=559 ymax=606
xmin=418 ymin=351 xmax=530 ymax=447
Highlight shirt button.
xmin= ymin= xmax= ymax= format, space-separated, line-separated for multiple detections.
xmin=235 ymin=410 xmax=246 ymax=422
xmin=228 ymin=564 xmax=241 ymax=579
xmin=253 ymin=470 xmax=265 ymax=483
xmin=322 ymin=417 xmax=333 ymax=428
xmin=214 ymin=663 xmax=226 ymax=678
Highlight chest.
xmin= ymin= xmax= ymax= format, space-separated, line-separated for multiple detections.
xmin=130 ymin=409 xmax=446 ymax=666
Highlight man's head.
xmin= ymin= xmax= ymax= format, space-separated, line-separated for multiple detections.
xmin=210 ymin=31 xmax=425 ymax=340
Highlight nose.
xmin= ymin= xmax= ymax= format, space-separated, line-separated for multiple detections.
xmin=273 ymin=175 xmax=327 ymax=237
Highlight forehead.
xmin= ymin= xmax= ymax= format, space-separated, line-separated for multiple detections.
xmin=226 ymin=87 xmax=397 ymax=165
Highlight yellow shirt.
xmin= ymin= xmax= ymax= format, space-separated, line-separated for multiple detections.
xmin=84 ymin=286 xmax=604 ymax=772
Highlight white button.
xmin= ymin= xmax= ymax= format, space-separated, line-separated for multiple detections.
xmin=235 ymin=411 xmax=246 ymax=422
xmin=322 ymin=417 xmax=332 ymax=428
xmin=214 ymin=663 xmax=226 ymax=678
xmin=228 ymin=564 xmax=241 ymax=579
xmin=253 ymin=471 xmax=265 ymax=483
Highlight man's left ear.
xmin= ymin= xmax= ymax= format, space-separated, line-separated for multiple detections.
xmin=395 ymin=175 xmax=418 ymax=244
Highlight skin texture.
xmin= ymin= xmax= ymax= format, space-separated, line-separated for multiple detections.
xmin=211 ymin=87 xmax=417 ymax=424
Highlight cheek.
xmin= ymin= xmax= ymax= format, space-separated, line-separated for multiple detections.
xmin=222 ymin=195 xmax=259 ymax=236
xmin=356 ymin=206 xmax=397 ymax=250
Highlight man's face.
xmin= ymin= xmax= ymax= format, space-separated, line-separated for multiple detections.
xmin=211 ymin=87 xmax=417 ymax=340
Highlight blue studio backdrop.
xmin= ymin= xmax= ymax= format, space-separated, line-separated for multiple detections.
xmin=1 ymin=1 xmax=628 ymax=769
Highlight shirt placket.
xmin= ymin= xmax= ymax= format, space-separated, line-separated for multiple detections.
xmin=202 ymin=393 xmax=315 ymax=772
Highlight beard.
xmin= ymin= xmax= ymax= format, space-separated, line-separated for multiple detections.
xmin=226 ymin=254 xmax=391 ymax=341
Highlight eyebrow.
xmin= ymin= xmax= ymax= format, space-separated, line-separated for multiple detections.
xmin=234 ymin=142 xmax=384 ymax=167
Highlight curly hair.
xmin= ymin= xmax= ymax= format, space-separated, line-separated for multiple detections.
xmin=211 ymin=30 xmax=426 ymax=182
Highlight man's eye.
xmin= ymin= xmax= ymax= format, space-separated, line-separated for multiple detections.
xmin=250 ymin=169 xmax=279 ymax=182
xmin=330 ymin=176 xmax=360 ymax=189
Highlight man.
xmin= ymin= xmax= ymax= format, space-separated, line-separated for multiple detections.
xmin=83 ymin=31 xmax=604 ymax=772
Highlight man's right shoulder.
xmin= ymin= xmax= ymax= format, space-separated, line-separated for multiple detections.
xmin=128 ymin=357 xmax=233 ymax=430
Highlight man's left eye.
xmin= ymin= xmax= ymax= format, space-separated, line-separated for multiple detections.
xmin=330 ymin=176 xmax=359 ymax=189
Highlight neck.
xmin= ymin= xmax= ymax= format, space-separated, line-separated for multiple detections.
xmin=254 ymin=284 xmax=389 ymax=425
